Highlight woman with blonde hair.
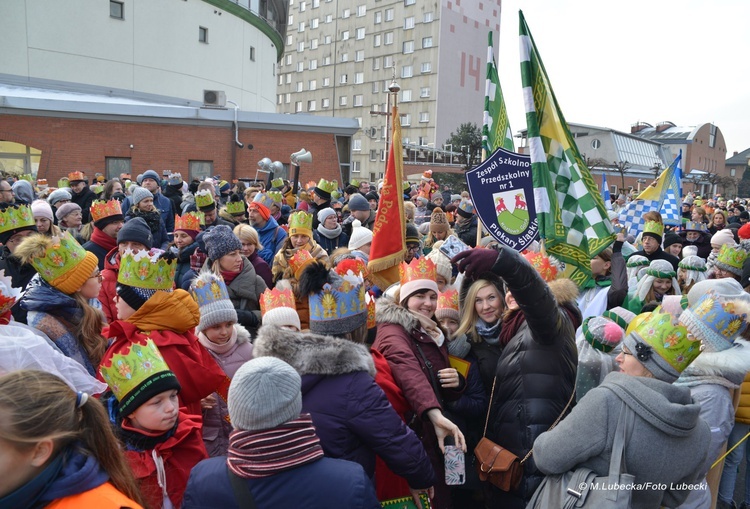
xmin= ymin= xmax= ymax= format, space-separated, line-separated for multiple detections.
xmin=31 ymin=199 xmax=62 ymax=237
xmin=0 ymin=370 xmax=144 ymax=507
xmin=16 ymin=232 xmax=106 ymax=377
xmin=234 ymin=223 xmax=273 ymax=287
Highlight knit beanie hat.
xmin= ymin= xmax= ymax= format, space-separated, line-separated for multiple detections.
xmin=428 ymin=208 xmax=449 ymax=234
xmin=140 ymin=170 xmax=161 ymax=184
xmin=347 ymin=193 xmax=370 ymax=212
xmin=622 ymin=306 xmax=700 ymax=383
xmin=228 ymin=356 xmax=302 ymax=431
xmin=117 ymin=217 xmax=153 ymax=250
xmin=679 ymin=283 xmax=750 ymax=353
xmin=711 ymin=229 xmax=737 ymax=250
xmin=663 ymin=231 xmax=683 ymax=249
xmin=260 ymin=287 xmax=301 ymax=330
xmin=190 ymin=271 xmax=239 ymax=333
xmin=681 ymin=245 xmax=698 ymax=258
xmin=418 ymin=222 xmax=431 ymax=237
xmin=714 ymin=244 xmax=748 ymax=276
xmin=405 ymin=222 xmax=420 ymax=244
xmin=54 ymin=202 xmax=82 ymax=222
xmin=203 ymin=225 xmax=242 ymax=261
xmin=317 ymin=207 xmax=337 ymax=225
xmin=435 ymin=289 xmax=459 ymax=322
xmin=738 ymin=223 xmax=750 ymax=241
xmin=348 ymin=220 xmax=373 ymax=250
xmin=31 ymin=200 xmax=54 ymax=221
xmin=425 ymin=244 xmax=452 ymax=284
xmin=131 ymin=186 xmax=153 ymax=207
xmin=47 ymin=189 xmax=72 ymax=207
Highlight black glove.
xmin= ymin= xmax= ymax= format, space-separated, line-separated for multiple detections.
xmin=235 ymin=309 xmax=259 ymax=328
xmin=451 ymin=247 xmax=501 ymax=280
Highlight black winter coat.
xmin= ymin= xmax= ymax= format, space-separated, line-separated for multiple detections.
xmin=71 ymin=186 xmax=98 ymax=224
xmin=454 ymin=215 xmax=478 ymax=247
xmin=0 ymin=246 xmax=37 ymax=323
xmin=483 ymin=248 xmax=579 ymax=509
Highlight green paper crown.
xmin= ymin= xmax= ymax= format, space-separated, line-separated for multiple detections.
xmin=99 ymin=338 xmax=173 ymax=405
xmin=225 ymin=200 xmax=246 ymax=215
xmin=643 ymin=221 xmax=664 ymax=238
xmin=117 ymin=250 xmax=176 ymax=291
xmin=0 ymin=204 xmax=35 ymax=236
xmin=632 ymin=307 xmax=700 ymax=374
xmin=288 ymin=210 xmax=313 ymax=232
xmin=267 ymin=191 xmax=283 ymax=204
xmin=195 ymin=189 xmax=215 ymax=209
xmin=30 ymin=232 xmax=89 ymax=285
xmin=315 ymin=178 xmax=338 ymax=195
xmin=716 ymin=244 xmax=749 ymax=273
xmin=57 ymin=178 xmax=70 ymax=188
xmin=270 ymin=178 xmax=285 ymax=189
xmin=350 ymin=179 xmax=360 ymax=187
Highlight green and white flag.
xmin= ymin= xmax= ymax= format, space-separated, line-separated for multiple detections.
xmin=483 ymin=31 xmax=514 ymax=153
xmin=518 ymin=11 xmax=614 ymax=287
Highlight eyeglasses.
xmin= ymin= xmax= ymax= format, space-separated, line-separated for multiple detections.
xmin=89 ymin=273 xmax=103 ymax=283
xmin=406 ymin=244 xmax=421 ymax=252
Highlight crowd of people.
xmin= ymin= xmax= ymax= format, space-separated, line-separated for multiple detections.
xmin=0 ymin=167 xmax=749 ymax=509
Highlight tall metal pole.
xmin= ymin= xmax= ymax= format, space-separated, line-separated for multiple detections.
xmin=386 ymin=70 xmax=400 ymax=178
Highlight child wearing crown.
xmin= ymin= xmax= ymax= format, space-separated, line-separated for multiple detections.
xmin=100 ymin=338 xmax=208 ymax=509
xmin=271 ymin=210 xmax=330 ymax=284
xmin=189 ymin=271 xmax=254 ymax=457
xmin=102 ymin=249 xmax=227 ymax=417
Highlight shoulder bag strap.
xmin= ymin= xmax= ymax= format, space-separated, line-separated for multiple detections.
xmin=227 ymin=466 xmax=259 ymax=509
xmin=607 ymin=403 xmax=635 ymax=481
xmin=414 ymin=340 xmax=445 ymax=407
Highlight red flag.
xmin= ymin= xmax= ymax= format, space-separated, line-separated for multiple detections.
xmin=367 ymin=105 xmax=405 ymax=288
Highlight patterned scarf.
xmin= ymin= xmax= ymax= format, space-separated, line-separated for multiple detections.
xmin=227 ymin=414 xmax=324 ymax=479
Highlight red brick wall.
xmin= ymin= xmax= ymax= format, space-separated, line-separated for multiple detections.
xmin=0 ymin=114 xmax=343 ymax=185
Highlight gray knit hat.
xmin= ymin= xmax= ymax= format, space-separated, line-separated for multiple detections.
xmin=131 ymin=186 xmax=153 ymax=207
xmin=190 ymin=271 xmax=239 ymax=332
xmin=203 ymin=225 xmax=242 ymax=261
xmin=347 ymin=193 xmax=369 ymax=212
xmin=228 ymin=356 xmax=302 ymax=431
xmin=47 ymin=189 xmax=72 ymax=206
xmin=54 ymin=202 xmax=82 ymax=222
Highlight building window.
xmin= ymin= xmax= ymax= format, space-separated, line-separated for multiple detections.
xmin=311 ymin=38 xmax=318 ymax=49
xmin=324 ymin=35 xmax=331 ymax=44
xmin=405 ymin=0 xmax=415 ymax=5
xmin=384 ymin=55 xmax=393 ymax=68
xmin=199 ymin=26 xmax=208 ymax=43
xmin=299 ymin=21 xmax=305 ymax=32
xmin=323 ymin=56 xmax=331 ymax=65
xmin=384 ymin=32 xmax=393 ymax=45
xmin=731 ymin=168 xmax=737 ymax=177
xmin=296 ymin=81 xmax=303 ymax=92
xmin=401 ymin=113 xmax=411 ymax=126
xmin=322 ymin=98 xmax=330 ymax=108
xmin=309 ymin=79 xmax=317 ymax=90
xmin=421 ymin=61 xmax=431 ymax=73
xmin=286 ymin=73 xmax=292 ymax=84
xmin=374 ymin=11 xmax=382 ymax=24
xmin=353 ymin=139 xmax=362 ymax=151
xmin=278 ymin=94 xmax=283 ymax=104
xmin=420 ymin=86 xmax=430 ymax=97
xmin=356 ymin=27 xmax=365 ymax=40
xmin=401 ymin=89 xmax=412 ymax=102
xmin=422 ymin=37 xmax=433 ymax=48
xmin=403 ymin=40 xmax=414 ymax=54
xmin=311 ymin=18 xmax=319 ymax=29
xmin=288 ymin=14 xmax=293 ymax=25
xmin=249 ymin=46 xmax=256 ymax=61
xmin=110 ymin=0 xmax=124 ymax=19
xmin=285 ymin=54 xmax=292 ymax=65
xmin=340 ymin=74 xmax=348 ymax=84
xmin=285 ymin=93 xmax=291 ymax=103
xmin=372 ymin=81 xmax=379 ymax=93
xmin=401 ymin=65 xmax=413 ymax=78
xmin=296 ymin=62 xmax=304 ymax=72
xmin=385 ymin=8 xmax=394 ymax=21
xmin=357 ymin=5 xmax=366 ymax=16
xmin=308 ymin=100 xmax=316 ymax=111
xmin=419 ymin=112 xmax=429 ymax=123
xmin=372 ymin=57 xmax=380 ymax=70
xmin=341 ymin=53 xmax=349 ymax=62
xmin=309 ymin=59 xmax=317 ymax=70
xmin=313 ymin=0 xmax=319 ymax=7
xmin=355 ymin=72 xmax=364 ymax=84
xmin=373 ymin=34 xmax=381 ymax=47
xmin=189 ymin=160 xmax=213 ymax=182
xmin=297 ymin=41 xmax=305 ymax=52
xmin=342 ymin=30 xmax=350 ymax=40
xmin=423 ymin=12 xmax=433 ymax=22
xmin=340 ymin=96 xmax=348 ymax=106
xmin=287 ymin=35 xmax=293 ymax=46
xmin=342 ymin=8 xmax=350 ymax=18
xmin=370 ymin=150 xmax=378 ymax=161
xmin=105 ymin=157 xmax=130 ymax=179
xmin=354 ymin=95 xmax=364 ymax=107
xmin=278 ymin=74 xmax=284 ymax=85
xmin=355 ymin=50 xmax=364 ymax=62
xmin=300 ymin=1 xmax=306 ymax=11
xmin=295 ymin=101 xmax=303 ymax=112
xmin=325 ymin=14 xmax=332 ymax=23
xmin=352 ymin=161 xmax=361 ymax=173
xmin=404 ymin=16 xmax=415 ymax=29
xmin=323 ymin=77 xmax=330 ymax=86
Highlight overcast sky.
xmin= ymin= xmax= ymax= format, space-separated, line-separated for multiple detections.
xmin=494 ymin=0 xmax=750 ymax=156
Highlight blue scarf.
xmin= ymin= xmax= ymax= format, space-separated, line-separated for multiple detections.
xmin=475 ymin=318 xmax=501 ymax=345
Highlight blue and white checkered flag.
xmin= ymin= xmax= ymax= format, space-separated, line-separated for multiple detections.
xmin=602 ymin=173 xmax=612 ymax=211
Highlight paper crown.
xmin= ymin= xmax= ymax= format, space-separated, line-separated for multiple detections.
xmin=289 ymin=249 xmax=315 ymax=279
xmin=37 ymin=179 xmax=48 ymax=187
xmin=314 ymin=178 xmax=337 ymax=195
xmin=334 ymin=257 xmax=369 ymax=279
xmin=680 ymin=290 xmax=750 ymax=352
xmin=99 ymin=338 xmax=177 ymax=412
xmin=643 ymin=220 xmax=664 ymax=238
xmin=305 ymin=180 xmax=317 ymax=191
xmin=260 ymin=287 xmax=297 ymax=315
xmin=95 ymin=174 xmax=105 ymax=183
xmin=57 ymin=178 xmax=70 ymax=188
xmin=458 ymin=200 xmax=475 ymax=215
xmin=288 ymin=211 xmax=313 ymax=236
xmin=168 ymin=173 xmax=183 ymax=186
xmin=195 ymin=189 xmax=215 ymax=209
xmin=117 ymin=249 xmax=176 ymax=291
xmin=630 ymin=307 xmax=700 ymax=376
xmin=400 ymin=257 xmax=438 ymax=286
xmin=90 ymin=184 xmax=104 ymax=194
xmin=524 ymin=252 xmax=558 ymax=282
xmin=270 ymin=178 xmax=285 ymax=189
xmin=26 ymin=232 xmax=95 ymax=292
xmin=174 ymin=212 xmax=202 ymax=231
xmin=68 ymin=171 xmax=87 ymax=183
xmin=190 ymin=272 xmax=230 ymax=307
xmin=437 ymin=289 xmax=459 ymax=313
xmin=350 ymin=179 xmax=360 ymax=187
xmin=19 ymin=174 xmax=32 ymax=183
xmin=225 ymin=200 xmax=246 ymax=215
xmin=90 ymin=200 xmax=123 ymax=223
xmin=253 ymin=192 xmax=276 ymax=210
xmin=308 ymin=275 xmax=367 ymax=333
xmin=267 ymin=191 xmax=284 ymax=204
xmin=684 ymin=221 xmax=708 ymax=233
xmin=0 ymin=204 xmax=35 ymax=236
xmin=715 ymin=244 xmax=749 ymax=276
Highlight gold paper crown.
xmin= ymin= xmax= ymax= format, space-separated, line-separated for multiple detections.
xmin=0 ymin=204 xmax=35 ymax=236
xmin=68 ymin=171 xmax=87 ymax=182
xmin=288 ymin=211 xmax=313 ymax=236
xmin=437 ymin=289 xmax=459 ymax=313
xmin=174 ymin=212 xmax=201 ymax=232
xmin=195 ymin=189 xmax=215 ymax=209
xmin=289 ymin=249 xmax=315 ymax=279
xmin=260 ymin=288 xmax=297 ymax=315
xmin=90 ymin=200 xmax=123 ymax=222
xmin=643 ymin=220 xmax=664 ymax=238
xmin=315 ymin=178 xmax=338 ymax=195
xmin=399 ymin=257 xmax=438 ymax=286
xmin=117 ymin=249 xmax=176 ymax=291
xmin=225 ymin=200 xmax=246 ymax=215
xmin=270 ymin=178 xmax=285 ymax=189
xmin=267 ymin=191 xmax=284 ymax=204
xmin=99 ymin=338 xmax=174 ymax=406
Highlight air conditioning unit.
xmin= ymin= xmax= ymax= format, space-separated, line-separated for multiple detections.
xmin=203 ymin=90 xmax=226 ymax=108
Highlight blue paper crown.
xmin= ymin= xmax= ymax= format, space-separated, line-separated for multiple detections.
xmin=190 ymin=273 xmax=231 ymax=308
xmin=679 ymin=289 xmax=749 ymax=352
xmin=308 ymin=279 xmax=367 ymax=334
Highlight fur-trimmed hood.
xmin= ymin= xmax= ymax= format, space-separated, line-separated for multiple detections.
xmin=548 ymin=278 xmax=580 ymax=305
xmin=678 ymin=338 xmax=750 ymax=385
xmin=235 ymin=323 xmax=252 ymax=344
xmin=375 ymin=298 xmax=419 ymax=331
xmin=253 ymin=324 xmax=375 ymax=377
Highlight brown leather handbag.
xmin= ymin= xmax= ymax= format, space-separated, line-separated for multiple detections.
xmin=475 ymin=377 xmax=574 ymax=492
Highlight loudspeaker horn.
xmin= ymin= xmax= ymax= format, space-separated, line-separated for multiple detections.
xmin=270 ymin=161 xmax=284 ymax=173
xmin=257 ymin=157 xmax=272 ymax=169
xmin=291 ymin=148 xmax=312 ymax=165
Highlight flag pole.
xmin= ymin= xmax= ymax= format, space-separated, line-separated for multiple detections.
xmin=476 ymin=147 xmax=486 ymax=247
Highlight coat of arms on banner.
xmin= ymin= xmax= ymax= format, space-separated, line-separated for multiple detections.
xmin=466 ymin=147 xmax=538 ymax=251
